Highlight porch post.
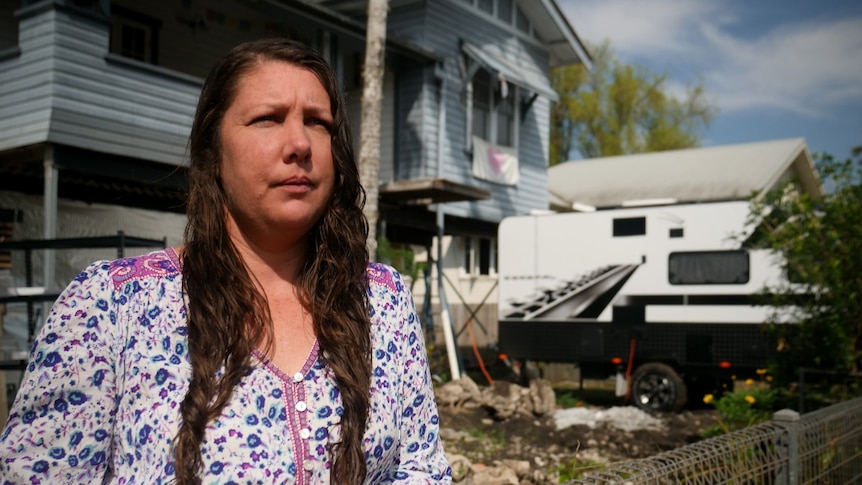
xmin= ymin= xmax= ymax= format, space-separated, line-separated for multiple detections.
xmin=437 ymin=206 xmax=461 ymax=381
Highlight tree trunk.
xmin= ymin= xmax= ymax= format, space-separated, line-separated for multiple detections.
xmin=359 ymin=0 xmax=389 ymax=259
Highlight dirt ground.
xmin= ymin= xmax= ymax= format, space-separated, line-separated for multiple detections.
xmin=436 ymin=381 xmax=721 ymax=479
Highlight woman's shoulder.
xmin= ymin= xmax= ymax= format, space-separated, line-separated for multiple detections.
xmin=103 ymin=247 xmax=182 ymax=287
xmin=365 ymin=262 xmax=403 ymax=295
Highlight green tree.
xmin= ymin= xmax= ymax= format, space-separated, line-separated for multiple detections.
xmin=550 ymin=42 xmax=716 ymax=164
xmin=747 ymin=149 xmax=862 ymax=385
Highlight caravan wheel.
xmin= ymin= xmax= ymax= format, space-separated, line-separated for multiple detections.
xmin=631 ymin=363 xmax=688 ymax=413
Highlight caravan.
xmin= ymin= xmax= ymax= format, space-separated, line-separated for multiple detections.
xmin=497 ymin=200 xmax=789 ymax=412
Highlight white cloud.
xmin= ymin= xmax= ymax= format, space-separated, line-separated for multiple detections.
xmin=703 ymin=18 xmax=862 ymax=117
xmin=559 ymin=0 xmax=723 ymax=59
xmin=558 ymin=0 xmax=862 ymax=118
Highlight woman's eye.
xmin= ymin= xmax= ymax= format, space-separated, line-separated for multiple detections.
xmin=253 ymin=115 xmax=278 ymax=124
xmin=308 ymin=118 xmax=333 ymax=132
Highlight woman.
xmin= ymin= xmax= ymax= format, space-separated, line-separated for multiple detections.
xmin=0 ymin=38 xmax=451 ymax=484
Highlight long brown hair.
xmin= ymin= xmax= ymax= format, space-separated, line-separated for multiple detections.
xmin=176 ymin=38 xmax=371 ymax=484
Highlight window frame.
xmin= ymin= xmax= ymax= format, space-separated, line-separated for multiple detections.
xmin=110 ymin=5 xmax=161 ymax=64
xmin=461 ymin=235 xmax=497 ymax=277
xmin=467 ymin=67 xmax=520 ymax=150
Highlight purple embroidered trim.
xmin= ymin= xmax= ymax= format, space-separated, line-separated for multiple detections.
xmin=366 ymin=262 xmax=397 ymax=293
xmin=108 ymin=247 xmax=181 ymax=287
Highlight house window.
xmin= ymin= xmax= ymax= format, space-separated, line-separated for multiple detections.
xmin=110 ymin=6 xmax=160 ymax=64
xmin=458 ymin=0 xmax=532 ymax=37
xmin=515 ymin=5 xmax=530 ymax=34
xmin=668 ymin=250 xmax=750 ymax=285
xmin=0 ymin=0 xmax=18 ymax=51
xmin=497 ymin=0 xmax=512 ymax=23
xmin=463 ymin=236 xmax=495 ymax=276
xmin=471 ymin=68 xmax=516 ymax=147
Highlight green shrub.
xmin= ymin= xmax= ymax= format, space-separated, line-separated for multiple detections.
xmin=702 ymin=376 xmax=777 ymax=437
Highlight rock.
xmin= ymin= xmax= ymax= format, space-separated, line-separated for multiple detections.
xmin=447 ymin=453 xmax=473 ymax=482
xmin=499 ymin=459 xmax=530 ymax=478
xmin=471 ymin=464 xmax=519 ymax=485
xmin=436 ymin=375 xmax=483 ymax=407
xmin=529 ymin=379 xmax=557 ymax=416
xmin=440 ymin=427 xmax=473 ymax=442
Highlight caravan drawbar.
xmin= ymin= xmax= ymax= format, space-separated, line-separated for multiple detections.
xmin=497 ymin=200 xmax=786 ymax=412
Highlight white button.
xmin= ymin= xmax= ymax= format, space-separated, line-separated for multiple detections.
xmin=296 ymin=401 xmax=307 ymax=412
xmin=303 ymin=461 xmax=314 ymax=471
xmin=293 ymin=372 xmax=304 ymax=383
xmin=300 ymin=428 xmax=311 ymax=439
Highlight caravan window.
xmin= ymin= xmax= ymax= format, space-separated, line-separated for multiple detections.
xmin=613 ymin=217 xmax=646 ymax=237
xmin=669 ymin=250 xmax=750 ymax=285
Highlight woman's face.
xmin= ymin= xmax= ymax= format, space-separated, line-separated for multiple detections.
xmin=218 ymin=60 xmax=336 ymax=252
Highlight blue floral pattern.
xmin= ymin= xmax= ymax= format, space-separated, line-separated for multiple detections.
xmin=0 ymin=248 xmax=451 ymax=484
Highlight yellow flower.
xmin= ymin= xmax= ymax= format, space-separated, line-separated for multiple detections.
xmin=745 ymin=378 xmax=754 ymax=386
xmin=703 ymin=394 xmax=714 ymax=404
xmin=745 ymin=395 xmax=756 ymax=405
xmin=756 ymin=368 xmax=767 ymax=375
xmin=765 ymin=375 xmax=773 ymax=382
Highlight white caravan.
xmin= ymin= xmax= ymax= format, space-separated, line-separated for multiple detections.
xmin=497 ymin=200 xmax=787 ymax=412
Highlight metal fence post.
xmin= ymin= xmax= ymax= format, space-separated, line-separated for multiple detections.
xmin=774 ymin=408 xmax=801 ymax=485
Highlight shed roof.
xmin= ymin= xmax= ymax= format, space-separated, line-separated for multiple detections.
xmin=548 ymin=138 xmax=823 ymax=211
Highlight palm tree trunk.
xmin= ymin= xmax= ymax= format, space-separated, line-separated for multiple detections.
xmin=359 ymin=0 xmax=389 ymax=258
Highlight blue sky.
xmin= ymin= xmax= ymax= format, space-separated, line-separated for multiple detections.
xmin=557 ymin=0 xmax=862 ymax=160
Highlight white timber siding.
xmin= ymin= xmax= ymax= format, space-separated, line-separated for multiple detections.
xmin=0 ymin=5 xmax=199 ymax=163
xmin=0 ymin=8 xmax=54 ymax=150
xmin=1 ymin=0 xmax=367 ymax=166
xmin=48 ymin=5 xmax=198 ymax=165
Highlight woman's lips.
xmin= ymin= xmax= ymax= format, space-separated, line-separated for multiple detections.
xmin=277 ymin=176 xmax=313 ymax=193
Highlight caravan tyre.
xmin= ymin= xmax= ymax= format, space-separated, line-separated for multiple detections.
xmin=631 ymin=363 xmax=688 ymax=413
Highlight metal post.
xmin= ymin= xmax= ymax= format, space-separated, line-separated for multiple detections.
xmin=798 ymin=368 xmax=805 ymax=413
xmin=774 ymin=408 xmax=801 ymax=485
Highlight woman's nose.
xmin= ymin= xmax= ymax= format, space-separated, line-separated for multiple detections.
xmin=282 ymin=117 xmax=311 ymax=162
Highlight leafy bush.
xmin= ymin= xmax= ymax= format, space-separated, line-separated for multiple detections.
xmin=702 ymin=374 xmax=777 ymax=437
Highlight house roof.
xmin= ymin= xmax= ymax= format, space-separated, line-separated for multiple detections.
xmin=548 ymin=138 xmax=823 ymax=212
xmin=522 ymin=0 xmax=591 ymax=68
xmin=265 ymin=0 xmax=442 ymax=63
xmin=314 ymin=0 xmax=591 ymax=68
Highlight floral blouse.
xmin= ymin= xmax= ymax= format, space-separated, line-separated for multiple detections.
xmin=0 ymin=249 xmax=451 ymax=484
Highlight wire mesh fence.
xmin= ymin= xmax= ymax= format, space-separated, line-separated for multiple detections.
xmin=796 ymin=397 xmax=862 ymax=485
xmin=566 ymin=396 xmax=862 ymax=485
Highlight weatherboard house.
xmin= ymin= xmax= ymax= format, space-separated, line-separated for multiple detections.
xmin=0 ymin=1 xmax=589 ymax=372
